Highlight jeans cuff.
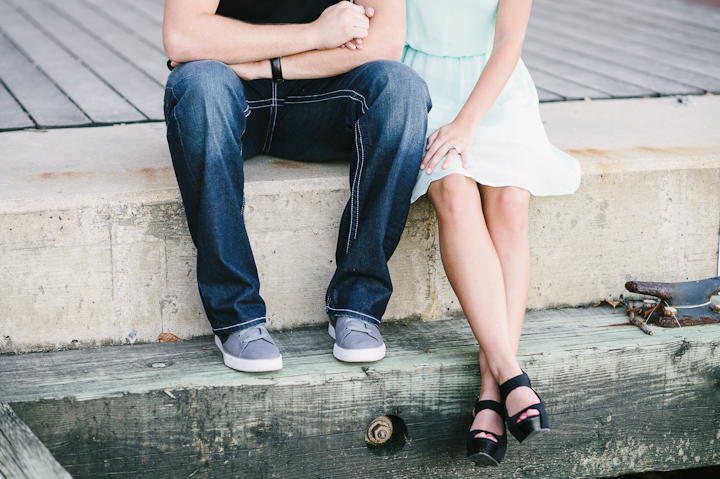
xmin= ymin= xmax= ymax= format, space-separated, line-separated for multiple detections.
xmin=326 ymin=307 xmax=380 ymax=326
xmin=212 ymin=317 xmax=266 ymax=335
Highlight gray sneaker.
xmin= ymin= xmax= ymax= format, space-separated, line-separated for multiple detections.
xmin=215 ymin=325 xmax=283 ymax=372
xmin=328 ymin=316 xmax=386 ymax=362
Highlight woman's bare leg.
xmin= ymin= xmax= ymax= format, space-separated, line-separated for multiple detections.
xmin=427 ymin=176 xmax=537 ymax=441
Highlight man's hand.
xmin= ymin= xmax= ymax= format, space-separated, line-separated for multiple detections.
xmin=312 ymin=2 xmax=372 ymax=50
xmin=340 ymin=7 xmax=375 ymax=50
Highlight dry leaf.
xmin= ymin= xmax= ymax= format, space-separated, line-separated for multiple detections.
xmin=593 ymin=299 xmax=622 ymax=313
xmin=158 ymin=333 xmax=182 ymax=342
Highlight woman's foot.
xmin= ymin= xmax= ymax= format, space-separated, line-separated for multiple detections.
xmin=467 ymin=398 xmax=508 ymax=466
xmin=471 ymin=394 xmax=505 ymax=442
xmin=504 ymin=384 xmax=540 ymax=423
xmin=499 ymin=372 xmax=550 ymax=443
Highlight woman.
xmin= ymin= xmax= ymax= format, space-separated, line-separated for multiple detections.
xmin=401 ymin=0 xmax=580 ymax=467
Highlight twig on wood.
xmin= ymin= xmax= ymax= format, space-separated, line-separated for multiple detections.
xmin=627 ymin=301 xmax=653 ymax=335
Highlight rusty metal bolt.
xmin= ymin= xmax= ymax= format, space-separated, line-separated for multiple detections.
xmin=365 ymin=416 xmax=393 ymax=445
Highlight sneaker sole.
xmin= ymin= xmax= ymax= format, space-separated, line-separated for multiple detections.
xmin=214 ymin=336 xmax=283 ymax=372
xmin=328 ymin=323 xmax=386 ymax=362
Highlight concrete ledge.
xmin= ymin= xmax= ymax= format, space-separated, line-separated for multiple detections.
xmin=1 ymin=307 xmax=719 ymax=478
xmin=1 ymin=96 xmax=719 ymax=352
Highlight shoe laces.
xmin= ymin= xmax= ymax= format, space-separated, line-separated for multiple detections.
xmin=341 ymin=320 xmax=378 ymax=342
xmin=239 ymin=327 xmax=272 ymax=352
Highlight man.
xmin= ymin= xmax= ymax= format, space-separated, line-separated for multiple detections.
xmin=163 ymin=0 xmax=430 ymax=372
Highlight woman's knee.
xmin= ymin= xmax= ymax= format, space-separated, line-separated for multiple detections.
xmin=428 ymin=175 xmax=480 ymax=218
xmin=484 ymin=187 xmax=530 ymax=233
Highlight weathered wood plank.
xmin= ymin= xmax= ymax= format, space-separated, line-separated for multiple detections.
xmin=523 ymin=65 xmax=611 ymax=100
xmin=0 ymin=33 xmax=88 ymax=128
xmin=522 ymin=50 xmax=654 ymax=98
xmin=40 ymin=0 xmax=169 ymax=86
xmin=526 ymin=16 xmax=720 ymax=93
xmin=567 ymin=0 xmax=720 ymax=49
xmin=2 ymin=308 xmax=719 ymax=478
xmin=0 ymin=83 xmax=33 ymax=131
xmin=523 ymin=36 xmax=704 ymax=97
xmin=16 ymin=0 xmax=164 ymax=120
xmin=536 ymin=87 xmax=564 ymax=102
xmin=541 ymin=0 xmax=720 ymax=66
xmin=81 ymin=0 xmax=164 ymax=52
xmin=116 ymin=0 xmax=164 ymax=24
xmin=0 ymin=0 xmax=144 ymax=124
xmin=0 ymin=404 xmax=73 ymax=479
xmin=530 ymin=5 xmax=720 ymax=81
xmin=600 ymin=0 xmax=720 ymax=33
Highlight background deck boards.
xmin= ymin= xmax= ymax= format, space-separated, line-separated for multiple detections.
xmin=0 ymin=84 xmax=33 ymax=131
xmin=531 ymin=9 xmax=720 ymax=82
xmin=17 ymin=0 xmax=164 ymax=120
xmin=570 ymin=0 xmax=720 ymax=49
xmin=525 ymin=18 xmax=720 ymax=93
xmin=0 ymin=33 xmax=88 ymax=128
xmin=82 ymin=0 xmax=165 ymax=52
xmin=523 ymin=39 xmax=704 ymax=96
xmin=41 ymin=0 xmax=169 ymax=86
xmin=0 ymin=0 xmax=144 ymax=124
xmin=524 ymin=67 xmax=611 ymax=100
xmin=1 ymin=0 xmax=720 ymax=132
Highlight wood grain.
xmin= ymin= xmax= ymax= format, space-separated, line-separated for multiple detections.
xmin=0 ymin=404 xmax=73 ymax=479
xmin=0 ymin=33 xmax=88 ymax=127
xmin=0 ymin=0 xmax=144 ymax=124
xmin=0 ymin=83 xmax=33 ymax=131
xmin=3 ymin=308 xmax=720 ymax=478
xmin=15 ymin=0 xmax=163 ymax=120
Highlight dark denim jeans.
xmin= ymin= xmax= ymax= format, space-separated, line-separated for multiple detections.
xmin=164 ymin=59 xmax=430 ymax=334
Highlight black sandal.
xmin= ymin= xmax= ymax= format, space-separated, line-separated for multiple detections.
xmin=499 ymin=372 xmax=550 ymax=443
xmin=466 ymin=399 xmax=507 ymax=467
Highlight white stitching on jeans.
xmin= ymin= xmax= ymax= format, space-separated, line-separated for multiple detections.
xmin=213 ymin=316 xmax=266 ymax=332
xmin=286 ymin=90 xmax=368 ymax=112
xmin=354 ymin=124 xmax=365 ymax=242
xmin=347 ymin=122 xmax=361 ymax=254
xmin=267 ymin=82 xmax=279 ymax=150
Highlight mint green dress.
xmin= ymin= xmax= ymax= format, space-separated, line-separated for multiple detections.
xmin=401 ymin=0 xmax=581 ymax=202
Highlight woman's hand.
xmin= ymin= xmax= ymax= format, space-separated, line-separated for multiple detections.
xmin=339 ymin=7 xmax=375 ymax=50
xmin=229 ymin=60 xmax=271 ymax=80
xmin=421 ymin=119 xmax=476 ymax=175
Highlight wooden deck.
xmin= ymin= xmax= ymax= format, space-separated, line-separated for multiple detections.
xmin=1 ymin=307 xmax=719 ymax=478
xmin=0 ymin=0 xmax=719 ymax=131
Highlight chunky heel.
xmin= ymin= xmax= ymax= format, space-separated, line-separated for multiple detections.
xmin=499 ymin=372 xmax=550 ymax=443
xmin=466 ymin=399 xmax=507 ymax=467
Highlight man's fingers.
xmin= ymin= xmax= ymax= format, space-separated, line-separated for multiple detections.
xmin=365 ymin=7 xmax=375 ymax=17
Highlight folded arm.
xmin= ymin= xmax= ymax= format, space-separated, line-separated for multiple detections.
xmin=163 ymin=0 xmax=375 ymax=64
xmin=229 ymin=0 xmax=406 ymax=81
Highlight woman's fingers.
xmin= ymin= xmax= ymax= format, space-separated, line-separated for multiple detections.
xmin=442 ymin=148 xmax=459 ymax=170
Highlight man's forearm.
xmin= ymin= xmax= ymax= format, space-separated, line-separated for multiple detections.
xmin=232 ymin=0 xmax=405 ymax=80
xmin=163 ymin=0 xmax=372 ymax=64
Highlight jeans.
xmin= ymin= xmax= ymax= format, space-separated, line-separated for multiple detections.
xmin=164 ymin=60 xmax=430 ymax=334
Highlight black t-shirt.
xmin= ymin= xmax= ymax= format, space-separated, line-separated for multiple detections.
xmin=216 ymin=0 xmax=340 ymax=24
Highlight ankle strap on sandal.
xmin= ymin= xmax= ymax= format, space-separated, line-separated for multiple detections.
xmin=499 ymin=372 xmax=531 ymax=401
xmin=473 ymin=399 xmax=504 ymax=417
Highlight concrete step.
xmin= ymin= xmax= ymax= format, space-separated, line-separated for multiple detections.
xmin=1 ymin=306 xmax=719 ymax=479
xmin=1 ymin=95 xmax=719 ymax=353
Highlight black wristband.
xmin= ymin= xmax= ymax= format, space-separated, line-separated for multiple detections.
xmin=166 ymin=59 xmax=174 ymax=72
xmin=271 ymin=57 xmax=284 ymax=83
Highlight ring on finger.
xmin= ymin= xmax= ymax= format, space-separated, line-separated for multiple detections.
xmin=449 ymin=145 xmax=460 ymax=153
